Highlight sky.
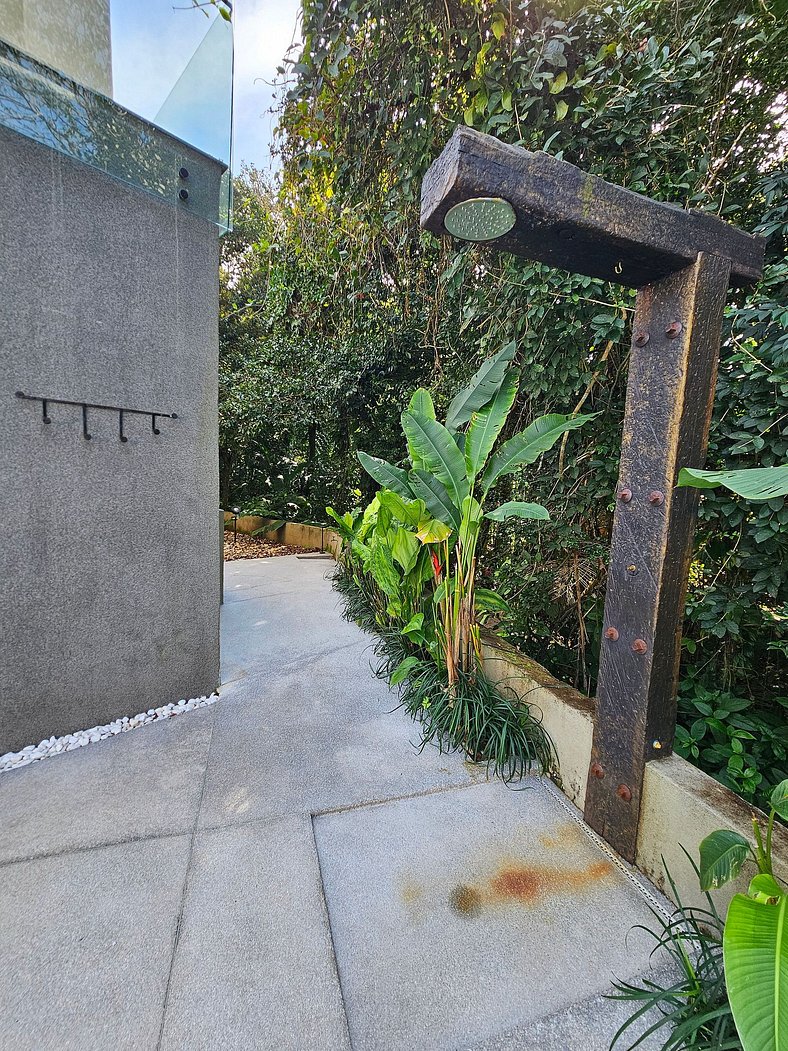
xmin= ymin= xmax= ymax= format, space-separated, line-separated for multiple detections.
xmin=110 ymin=0 xmax=302 ymax=172
xmin=232 ymin=0 xmax=302 ymax=172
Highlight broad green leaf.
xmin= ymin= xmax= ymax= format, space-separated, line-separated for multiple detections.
xmin=485 ymin=501 xmax=550 ymax=522
xmin=326 ymin=506 xmax=355 ymax=542
xmin=771 ymin=779 xmax=788 ymax=820
xmin=555 ymin=100 xmax=569 ymax=120
xmin=369 ymin=542 xmax=400 ymax=598
xmin=390 ymin=655 xmax=422 ymax=686
xmin=401 ymin=411 xmax=469 ymax=509
xmin=465 ymin=368 xmax=519 ymax=480
xmin=357 ymin=451 xmax=413 ymax=499
xmin=677 ymin=465 xmax=788 ymax=501
xmin=409 ymin=469 xmax=460 ymax=528
xmin=458 ymin=495 xmax=483 ymax=549
xmin=475 ymin=588 xmax=510 ymax=612
xmin=699 ymin=829 xmax=751 ymax=890
xmin=491 ymin=13 xmax=506 ymax=39
xmin=391 ymin=526 xmax=419 ymax=574
xmin=549 ymin=70 xmax=568 ymax=94
xmin=402 ymin=613 xmax=425 ymax=640
xmin=408 ymin=388 xmax=436 ymax=420
xmin=481 ymin=413 xmax=596 ymax=493
xmin=405 ymin=389 xmax=436 ymax=467
xmin=445 ymin=342 xmax=517 ymax=432
xmin=724 ymin=892 xmax=788 ymax=1051
xmin=377 ymin=489 xmax=423 ymax=527
xmin=749 ymin=873 xmax=785 ymax=904
xmin=416 ymin=516 xmax=452 ymax=544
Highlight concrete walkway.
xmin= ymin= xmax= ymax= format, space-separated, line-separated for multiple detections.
xmin=0 ymin=556 xmax=670 ymax=1050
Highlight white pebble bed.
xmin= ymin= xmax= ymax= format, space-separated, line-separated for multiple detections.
xmin=0 ymin=694 xmax=218 ymax=773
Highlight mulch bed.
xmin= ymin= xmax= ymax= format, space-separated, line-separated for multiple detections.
xmin=224 ymin=532 xmax=319 ymax=561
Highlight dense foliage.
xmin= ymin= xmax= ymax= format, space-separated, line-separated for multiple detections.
xmin=220 ymin=0 xmax=788 ymax=808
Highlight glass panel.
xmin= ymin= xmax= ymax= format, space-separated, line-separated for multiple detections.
xmin=0 ymin=0 xmax=232 ymax=230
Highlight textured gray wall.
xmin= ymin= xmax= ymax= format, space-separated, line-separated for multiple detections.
xmin=0 ymin=124 xmax=221 ymax=751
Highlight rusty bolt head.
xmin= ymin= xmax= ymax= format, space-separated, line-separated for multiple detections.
xmin=633 ymin=330 xmax=650 ymax=347
xmin=618 ymin=488 xmax=632 ymax=503
xmin=617 ymin=783 xmax=633 ymax=802
xmin=632 ymin=638 xmax=648 ymax=654
xmin=648 ymin=490 xmax=665 ymax=505
xmin=665 ymin=321 xmax=683 ymax=338
xmin=590 ymin=762 xmax=605 ymax=780
xmin=604 ymin=627 xmax=619 ymax=641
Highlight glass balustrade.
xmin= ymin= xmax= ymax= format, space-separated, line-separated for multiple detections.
xmin=0 ymin=0 xmax=233 ymax=230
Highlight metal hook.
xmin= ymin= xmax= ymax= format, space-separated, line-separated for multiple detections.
xmin=151 ymin=413 xmax=160 ymax=435
xmin=119 ymin=409 xmax=128 ymax=443
xmin=82 ymin=404 xmax=91 ymax=440
xmin=614 ymin=260 xmax=623 ymax=275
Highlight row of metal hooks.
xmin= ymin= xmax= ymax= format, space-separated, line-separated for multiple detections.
xmin=15 ymin=391 xmax=178 ymax=441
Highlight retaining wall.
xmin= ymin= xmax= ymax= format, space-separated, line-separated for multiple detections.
xmin=482 ymin=633 xmax=788 ymax=915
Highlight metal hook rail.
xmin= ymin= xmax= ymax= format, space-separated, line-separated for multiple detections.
xmin=15 ymin=391 xmax=178 ymax=441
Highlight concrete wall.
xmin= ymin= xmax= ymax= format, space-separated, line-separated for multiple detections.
xmin=222 ymin=513 xmax=341 ymax=557
xmin=0 ymin=123 xmax=222 ymax=751
xmin=0 ymin=0 xmax=113 ymax=95
xmin=482 ymin=634 xmax=788 ymax=916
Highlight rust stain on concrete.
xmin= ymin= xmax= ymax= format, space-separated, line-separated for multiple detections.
xmin=449 ymin=858 xmax=615 ymax=918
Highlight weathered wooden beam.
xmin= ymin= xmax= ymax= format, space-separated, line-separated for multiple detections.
xmin=583 ymin=253 xmax=732 ymax=861
xmin=421 ymin=127 xmax=764 ymax=288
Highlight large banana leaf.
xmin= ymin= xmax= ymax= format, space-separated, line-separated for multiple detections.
xmin=445 ymin=341 xmax=517 ymax=432
xmin=677 ymin=465 xmax=788 ymax=501
xmin=408 ymin=387 xmax=436 ymax=420
xmin=401 ymin=411 xmax=469 ymax=509
xmin=485 ymin=501 xmax=550 ymax=522
xmin=357 ymin=451 xmax=414 ymax=499
xmin=724 ymin=891 xmax=788 ymax=1051
xmin=465 ymin=368 xmax=520 ymax=480
xmin=406 ymin=388 xmax=436 ymax=468
xmin=377 ymin=489 xmax=423 ymax=527
xmin=409 ymin=469 xmax=461 ymax=528
xmin=481 ymin=413 xmax=596 ymax=493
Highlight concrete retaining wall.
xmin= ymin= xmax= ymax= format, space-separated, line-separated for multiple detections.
xmin=222 ymin=513 xmax=341 ymax=558
xmin=482 ymin=634 xmax=788 ymax=915
xmin=0 ymin=123 xmax=222 ymax=751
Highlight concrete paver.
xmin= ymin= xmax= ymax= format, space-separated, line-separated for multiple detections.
xmin=0 ymin=836 xmax=191 ymax=1051
xmin=314 ymin=780 xmax=663 ymax=1051
xmin=0 ymin=706 xmax=214 ymax=865
xmin=159 ymin=817 xmax=350 ymax=1051
xmin=0 ymin=556 xmax=674 ymax=1050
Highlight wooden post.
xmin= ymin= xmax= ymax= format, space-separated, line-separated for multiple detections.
xmin=420 ymin=127 xmax=764 ymax=863
xmin=583 ymin=254 xmax=731 ymax=860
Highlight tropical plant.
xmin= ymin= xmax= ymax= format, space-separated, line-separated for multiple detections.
xmin=678 ymin=466 xmax=788 ymax=502
xmin=357 ymin=342 xmax=594 ymax=686
xmin=697 ymin=780 xmax=788 ymax=1051
xmin=610 ymin=860 xmax=739 ymax=1051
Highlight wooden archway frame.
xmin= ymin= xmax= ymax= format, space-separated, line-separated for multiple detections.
xmin=420 ymin=127 xmax=764 ymax=861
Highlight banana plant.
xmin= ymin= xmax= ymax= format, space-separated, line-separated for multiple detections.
xmin=357 ymin=342 xmax=595 ymax=684
xmin=328 ymin=491 xmax=448 ymax=638
xmin=678 ymin=464 xmax=788 ymax=500
xmin=698 ymin=779 xmax=788 ymax=1051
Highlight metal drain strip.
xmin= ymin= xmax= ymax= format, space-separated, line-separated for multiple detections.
xmin=538 ymin=775 xmax=675 ymax=923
